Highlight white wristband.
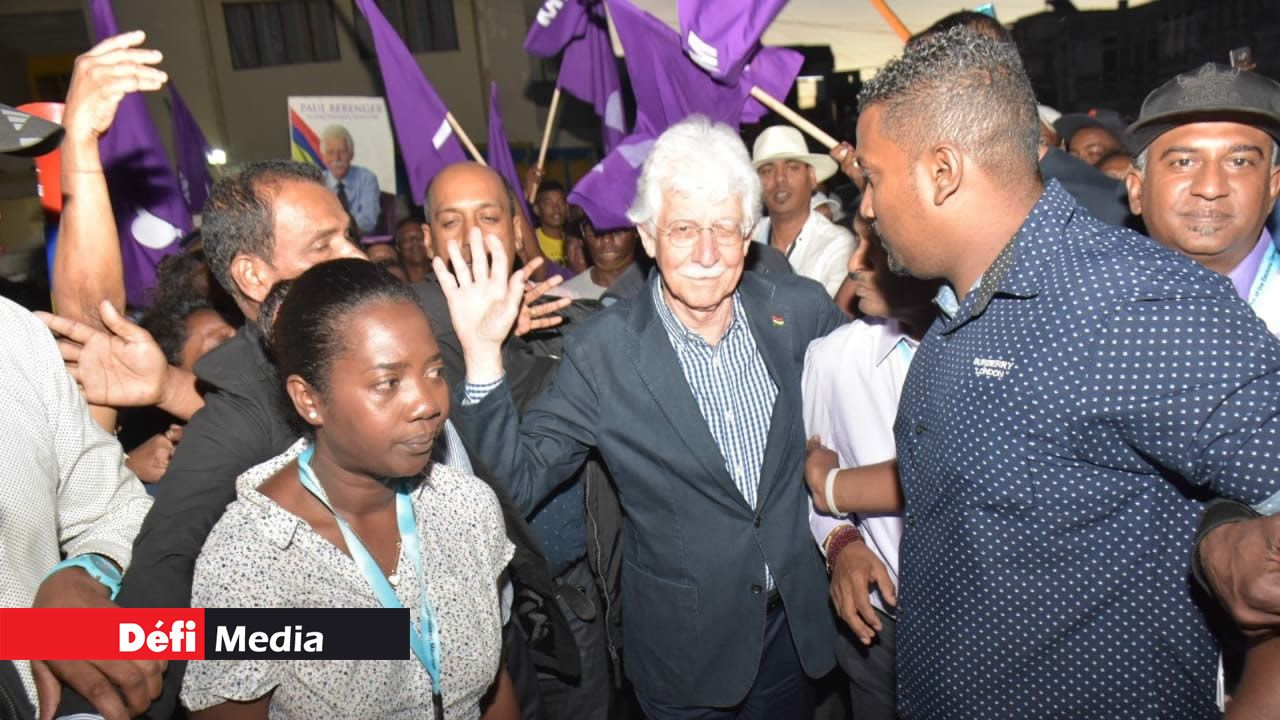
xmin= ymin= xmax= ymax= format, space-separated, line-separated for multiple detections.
xmin=825 ymin=467 xmax=843 ymax=516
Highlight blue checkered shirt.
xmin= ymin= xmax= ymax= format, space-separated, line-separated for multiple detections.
xmin=651 ymin=276 xmax=779 ymax=588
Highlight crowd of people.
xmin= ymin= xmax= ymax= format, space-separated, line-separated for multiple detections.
xmin=2 ymin=7 xmax=1280 ymax=720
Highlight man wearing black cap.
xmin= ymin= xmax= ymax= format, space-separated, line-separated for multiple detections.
xmin=1128 ymin=63 xmax=1280 ymax=717
xmin=1123 ymin=62 xmax=1280 ymax=335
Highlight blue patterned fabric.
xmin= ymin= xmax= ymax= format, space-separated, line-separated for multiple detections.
xmin=894 ymin=180 xmax=1280 ymax=719
xmin=648 ymin=277 xmax=780 ymax=588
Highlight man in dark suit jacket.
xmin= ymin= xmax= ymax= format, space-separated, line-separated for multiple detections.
xmin=439 ymin=116 xmax=844 ymax=718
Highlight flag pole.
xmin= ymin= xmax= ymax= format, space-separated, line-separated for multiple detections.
xmin=870 ymin=0 xmax=912 ymax=42
xmin=446 ymin=112 xmax=487 ymax=166
xmin=748 ymin=86 xmax=837 ymax=149
xmin=529 ymin=86 xmax=563 ymax=202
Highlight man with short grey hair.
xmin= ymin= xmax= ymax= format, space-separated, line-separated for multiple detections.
xmin=320 ymin=123 xmax=381 ymax=234
xmin=438 ymin=115 xmax=845 ymax=718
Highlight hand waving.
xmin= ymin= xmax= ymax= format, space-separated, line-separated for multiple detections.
xmin=36 ymin=300 xmax=171 ymax=408
xmin=63 ymin=31 xmax=167 ymax=146
xmin=433 ymin=228 xmax=526 ymax=382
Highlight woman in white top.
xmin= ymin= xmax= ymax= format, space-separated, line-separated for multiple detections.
xmin=182 ymin=259 xmax=515 ymax=719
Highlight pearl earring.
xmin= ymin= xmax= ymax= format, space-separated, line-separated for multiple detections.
xmin=308 ymin=411 xmax=318 ymax=419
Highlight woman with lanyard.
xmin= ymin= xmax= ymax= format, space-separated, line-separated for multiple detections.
xmin=182 ymin=259 xmax=517 ymax=719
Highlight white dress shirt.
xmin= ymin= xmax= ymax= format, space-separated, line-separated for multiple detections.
xmin=803 ymin=317 xmax=915 ymax=613
xmin=753 ymin=209 xmax=856 ymax=297
xmin=0 ymin=297 xmax=151 ymax=704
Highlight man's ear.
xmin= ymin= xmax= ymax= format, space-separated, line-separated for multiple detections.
xmin=230 ymin=253 xmax=274 ymax=304
xmin=286 ymin=375 xmax=324 ymax=428
xmin=512 ymin=210 xmax=525 ymax=254
xmin=929 ymin=144 xmax=963 ymax=206
xmin=1124 ymin=167 xmax=1145 ymax=217
xmin=420 ymin=222 xmax=436 ymax=260
xmin=637 ymin=225 xmax=657 ymax=258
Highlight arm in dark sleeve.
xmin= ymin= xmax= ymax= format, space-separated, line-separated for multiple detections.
xmin=114 ymin=390 xmax=277 ymax=609
xmin=1084 ymin=297 xmax=1280 ymax=504
xmin=451 ymin=340 xmax=600 ymax=516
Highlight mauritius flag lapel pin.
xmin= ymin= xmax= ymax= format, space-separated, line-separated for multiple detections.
xmin=771 ymin=314 xmax=785 ymax=327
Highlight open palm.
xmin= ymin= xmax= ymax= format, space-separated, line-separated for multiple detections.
xmin=433 ymin=229 xmax=526 ymax=367
xmin=37 ymin=300 xmax=170 ymax=408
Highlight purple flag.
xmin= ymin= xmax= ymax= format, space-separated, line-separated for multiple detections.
xmin=569 ymin=0 xmax=800 ymax=229
xmin=526 ymin=0 xmax=626 ymax=153
xmin=524 ymin=0 xmax=591 ymax=57
xmin=88 ymin=0 xmax=192 ymax=307
xmin=168 ymin=85 xmax=211 ymax=217
xmin=355 ymin=0 xmax=466 ymax=204
xmin=485 ymin=83 xmax=534 ymax=228
xmin=679 ymin=0 xmax=790 ymax=85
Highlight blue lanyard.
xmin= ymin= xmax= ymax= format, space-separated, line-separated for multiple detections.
xmin=1248 ymin=239 xmax=1279 ymax=309
xmin=297 ymin=445 xmax=443 ymax=699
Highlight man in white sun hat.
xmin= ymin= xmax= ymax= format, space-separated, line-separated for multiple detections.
xmin=752 ymin=125 xmax=857 ymax=297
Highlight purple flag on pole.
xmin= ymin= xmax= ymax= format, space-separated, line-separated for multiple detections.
xmin=526 ymin=0 xmax=626 ymax=153
xmin=678 ymin=0 xmax=790 ymax=85
xmin=168 ymin=84 xmax=211 ymax=217
xmin=569 ymin=0 xmax=800 ymax=229
xmin=355 ymin=0 xmax=466 ymax=205
xmin=88 ymin=0 xmax=192 ymax=307
xmin=485 ymin=83 xmax=534 ymax=227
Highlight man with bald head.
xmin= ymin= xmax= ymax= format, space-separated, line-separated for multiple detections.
xmin=419 ymin=161 xmax=614 ymax=719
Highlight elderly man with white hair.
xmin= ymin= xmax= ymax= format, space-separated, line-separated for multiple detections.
xmin=436 ymin=115 xmax=845 ymax=718
xmin=320 ymin=124 xmax=381 ymax=234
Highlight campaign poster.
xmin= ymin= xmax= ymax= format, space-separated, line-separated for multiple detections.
xmin=287 ymin=96 xmax=397 ymax=197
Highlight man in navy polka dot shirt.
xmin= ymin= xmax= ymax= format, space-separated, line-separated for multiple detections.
xmin=811 ymin=28 xmax=1280 ymax=719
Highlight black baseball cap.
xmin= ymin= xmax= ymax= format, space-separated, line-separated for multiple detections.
xmin=1055 ymin=109 xmax=1127 ymax=146
xmin=1124 ymin=62 xmax=1280 ymax=154
xmin=0 ymin=104 xmax=63 ymax=157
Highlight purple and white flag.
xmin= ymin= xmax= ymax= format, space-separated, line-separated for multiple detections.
xmin=526 ymin=0 xmax=626 ymax=153
xmin=168 ymin=84 xmax=211 ymax=217
xmin=524 ymin=0 xmax=591 ymax=57
xmin=679 ymin=0 xmax=790 ymax=85
xmin=569 ymin=0 xmax=800 ymax=229
xmin=355 ymin=0 xmax=466 ymax=204
xmin=485 ymin=83 xmax=534 ymax=227
xmin=89 ymin=0 xmax=192 ymax=306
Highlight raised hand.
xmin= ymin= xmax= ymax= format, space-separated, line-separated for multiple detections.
xmin=36 ymin=300 xmax=171 ymax=408
xmin=432 ymin=228 xmax=526 ymax=383
xmin=63 ymin=31 xmax=167 ymax=149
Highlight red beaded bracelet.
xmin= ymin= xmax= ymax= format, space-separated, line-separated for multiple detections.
xmin=824 ymin=525 xmax=864 ymax=574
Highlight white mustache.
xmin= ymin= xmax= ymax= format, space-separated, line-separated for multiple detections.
xmin=678 ymin=265 xmax=728 ymax=280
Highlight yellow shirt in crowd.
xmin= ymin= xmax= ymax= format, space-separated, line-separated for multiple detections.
xmin=536 ymin=228 xmax=565 ymax=264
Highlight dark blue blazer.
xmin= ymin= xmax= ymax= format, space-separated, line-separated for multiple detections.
xmin=452 ymin=270 xmax=845 ymax=706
